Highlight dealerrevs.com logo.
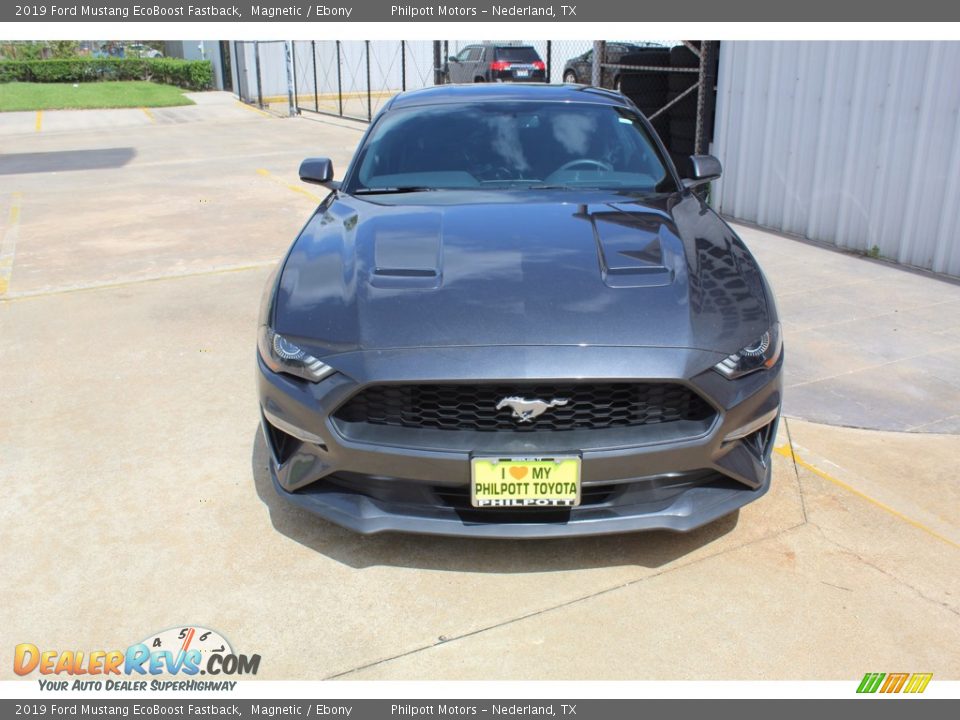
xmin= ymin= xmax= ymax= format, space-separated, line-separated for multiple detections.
xmin=14 ymin=626 xmax=260 ymax=691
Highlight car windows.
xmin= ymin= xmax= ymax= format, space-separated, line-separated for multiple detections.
xmin=351 ymin=102 xmax=674 ymax=193
xmin=495 ymin=47 xmax=541 ymax=63
xmin=467 ymin=47 xmax=482 ymax=61
xmin=456 ymin=48 xmax=473 ymax=62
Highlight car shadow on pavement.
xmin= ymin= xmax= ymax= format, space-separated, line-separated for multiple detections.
xmin=251 ymin=427 xmax=740 ymax=572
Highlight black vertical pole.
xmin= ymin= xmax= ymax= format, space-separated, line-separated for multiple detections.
xmin=695 ymin=41 xmax=717 ymax=156
xmin=365 ymin=40 xmax=372 ymax=121
xmin=401 ymin=40 xmax=406 ymax=92
xmin=546 ymin=40 xmax=552 ymax=84
xmin=336 ymin=40 xmax=343 ymax=117
xmin=311 ymin=40 xmax=319 ymax=112
xmin=254 ymin=40 xmax=263 ymax=108
xmin=703 ymin=41 xmax=719 ymax=153
xmin=433 ymin=41 xmax=441 ymax=85
xmin=291 ymin=41 xmax=299 ymax=114
xmin=232 ymin=41 xmax=240 ymax=100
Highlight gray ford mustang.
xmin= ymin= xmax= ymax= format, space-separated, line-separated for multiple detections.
xmin=257 ymin=84 xmax=783 ymax=538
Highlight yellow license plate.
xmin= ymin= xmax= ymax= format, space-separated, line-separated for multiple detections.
xmin=470 ymin=457 xmax=581 ymax=508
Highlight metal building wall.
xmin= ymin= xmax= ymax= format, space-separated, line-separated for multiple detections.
xmin=713 ymin=41 xmax=960 ymax=277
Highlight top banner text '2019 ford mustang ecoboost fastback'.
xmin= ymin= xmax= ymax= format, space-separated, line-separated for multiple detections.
xmin=257 ymin=84 xmax=783 ymax=538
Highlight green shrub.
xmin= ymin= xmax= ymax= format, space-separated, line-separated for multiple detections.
xmin=0 ymin=58 xmax=213 ymax=90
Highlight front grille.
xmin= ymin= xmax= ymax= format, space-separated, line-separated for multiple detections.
xmin=333 ymin=382 xmax=714 ymax=432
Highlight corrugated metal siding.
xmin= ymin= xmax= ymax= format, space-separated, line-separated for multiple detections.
xmin=713 ymin=41 xmax=960 ymax=277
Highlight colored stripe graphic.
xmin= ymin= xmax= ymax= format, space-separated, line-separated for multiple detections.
xmin=857 ymin=672 xmax=932 ymax=694
xmin=880 ymin=673 xmax=909 ymax=693
xmin=857 ymin=673 xmax=885 ymax=693
xmin=904 ymin=673 xmax=933 ymax=694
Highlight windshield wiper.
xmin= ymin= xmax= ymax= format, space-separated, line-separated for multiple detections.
xmin=353 ymin=186 xmax=437 ymax=195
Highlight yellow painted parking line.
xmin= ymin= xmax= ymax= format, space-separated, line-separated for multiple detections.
xmin=236 ymin=101 xmax=272 ymax=118
xmin=774 ymin=443 xmax=960 ymax=550
xmin=0 ymin=192 xmax=23 ymax=296
xmin=0 ymin=261 xmax=276 ymax=303
xmin=140 ymin=107 xmax=155 ymax=123
xmin=34 ymin=111 xmax=42 ymax=132
xmin=256 ymin=168 xmax=323 ymax=202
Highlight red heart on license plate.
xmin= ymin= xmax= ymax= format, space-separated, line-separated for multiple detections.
xmin=509 ymin=466 xmax=528 ymax=480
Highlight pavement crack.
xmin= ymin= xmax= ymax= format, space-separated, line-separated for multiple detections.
xmin=782 ymin=418 xmax=809 ymax=524
xmin=324 ymin=519 xmax=809 ymax=679
xmin=810 ymin=522 xmax=960 ymax=619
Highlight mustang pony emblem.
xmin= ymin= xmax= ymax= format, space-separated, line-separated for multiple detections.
xmin=496 ymin=396 xmax=570 ymax=422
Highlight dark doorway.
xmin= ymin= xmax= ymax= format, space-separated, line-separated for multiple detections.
xmin=219 ymin=40 xmax=233 ymax=92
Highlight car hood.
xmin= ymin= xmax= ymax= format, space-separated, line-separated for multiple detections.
xmin=274 ymin=190 xmax=772 ymax=357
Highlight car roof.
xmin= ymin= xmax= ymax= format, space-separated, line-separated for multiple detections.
xmin=385 ymin=84 xmax=631 ymax=110
xmin=472 ymin=43 xmax=537 ymax=48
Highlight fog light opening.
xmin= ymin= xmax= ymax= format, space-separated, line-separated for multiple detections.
xmin=723 ymin=408 xmax=779 ymax=462
xmin=743 ymin=420 xmax=776 ymax=462
xmin=264 ymin=419 xmax=302 ymax=465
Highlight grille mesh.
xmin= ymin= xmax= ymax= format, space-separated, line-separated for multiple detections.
xmin=333 ymin=383 xmax=714 ymax=432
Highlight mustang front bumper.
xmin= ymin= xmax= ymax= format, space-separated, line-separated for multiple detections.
xmin=257 ymin=345 xmax=783 ymax=538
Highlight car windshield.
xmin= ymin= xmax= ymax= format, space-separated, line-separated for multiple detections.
xmin=348 ymin=101 xmax=675 ymax=193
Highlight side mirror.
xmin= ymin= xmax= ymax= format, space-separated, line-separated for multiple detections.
xmin=682 ymin=154 xmax=722 ymax=189
xmin=299 ymin=157 xmax=339 ymax=190
xmin=448 ymin=55 xmax=459 ymax=63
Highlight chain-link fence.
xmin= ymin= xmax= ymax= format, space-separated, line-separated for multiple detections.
xmin=289 ymin=40 xmax=438 ymax=121
xmin=231 ymin=40 xmax=719 ymax=163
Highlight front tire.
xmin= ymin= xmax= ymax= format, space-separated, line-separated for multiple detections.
xmin=563 ymin=71 xmax=577 ymax=84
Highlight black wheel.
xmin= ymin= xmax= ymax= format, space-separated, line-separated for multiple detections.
xmin=669 ymin=118 xmax=698 ymax=139
xmin=474 ymin=76 xmax=485 ymax=83
xmin=563 ymin=70 xmax=577 ymax=84
xmin=670 ymin=44 xmax=700 ymax=67
xmin=668 ymin=72 xmax=698 ymax=93
xmin=668 ymin=136 xmax=696 ymax=155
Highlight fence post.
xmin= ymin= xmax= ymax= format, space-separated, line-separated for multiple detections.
xmin=546 ymin=40 xmax=552 ymax=84
xmin=232 ymin=41 xmax=241 ymax=100
xmin=366 ymin=40 xmax=372 ymax=121
xmin=285 ymin=41 xmax=296 ymax=117
xmin=336 ymin=40 xmax=343 ymax=117
xmin=591 ymin=40 xmax=603 ymax=87
xmin=401 ymin=40 xmax=406 ymax=92
xmin=433 ymin=41 xmax=442 ymax=85
xmin=311 ymin=40 xmax=319 ymax=112
xmin=254 ymin=40 xmax=263 ymax=108
xmin=695 ymin=41 xmax=715 ymax=155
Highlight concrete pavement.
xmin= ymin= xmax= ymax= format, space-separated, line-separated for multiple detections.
xmin=740 ymin=223 xmax=960 ymax=432
xmin=0 ymin=99 xmax=957 ymax=681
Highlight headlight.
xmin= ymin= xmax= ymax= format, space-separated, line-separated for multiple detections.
xmin=258 ymin=327 xmax=334 ymax=383
xmin=714 ymin=323 xmax=782 ymax=379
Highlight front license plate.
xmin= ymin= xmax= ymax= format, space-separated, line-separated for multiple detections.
xmin=471 ymin=457 xmax=581 ymax=508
